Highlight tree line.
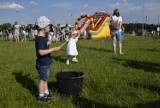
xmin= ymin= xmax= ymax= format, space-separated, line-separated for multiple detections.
xmin=123 ymin=23 xmax=158 ymax=35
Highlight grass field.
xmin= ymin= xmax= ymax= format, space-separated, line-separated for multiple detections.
xmin=0 ymin=36 xmax=160 ymax=108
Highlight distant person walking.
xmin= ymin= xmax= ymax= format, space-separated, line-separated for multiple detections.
xmin=35 ymin=16 xmax=60 ymax=102
xmin=13 ymin=21 xmax=21 ymax=42
xmin=110 ymin=9 xmax=124 ymax=54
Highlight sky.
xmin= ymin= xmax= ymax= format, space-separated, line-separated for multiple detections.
xmin=0 ymin=0 xmax=160 ymax=25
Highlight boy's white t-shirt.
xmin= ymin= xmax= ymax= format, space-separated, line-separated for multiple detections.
xmin=111 ymin=15 xmax=123 ymax=32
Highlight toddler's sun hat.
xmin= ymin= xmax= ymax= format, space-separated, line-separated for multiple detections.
xmin=35 ymin=16 xmax=50 ymax=29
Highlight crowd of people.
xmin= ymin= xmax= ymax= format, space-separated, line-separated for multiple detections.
xmin=1 ymin=22 xmax=37 ymax=42
xmin=0 ymin=22 xmax=77 ymax=43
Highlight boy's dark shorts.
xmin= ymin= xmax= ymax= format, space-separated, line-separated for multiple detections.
xmin=36 ymin=64 xmax=51 ymax=81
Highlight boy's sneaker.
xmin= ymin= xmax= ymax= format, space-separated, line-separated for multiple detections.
xmin=66 ymin=60 xmax=69 ymax=65
xmin=72 ymin=58 xmax=78 ymax=62
xmin=37 ymin=96 xmax=51 ymax=103
xmin=44 ymin=93 xmax=53 ymax=99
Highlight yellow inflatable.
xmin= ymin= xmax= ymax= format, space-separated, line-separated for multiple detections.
xmin=75 ymin=14 xmax=94 ymax=32
xmin=74 ymin=11 xmax=111 ymax=38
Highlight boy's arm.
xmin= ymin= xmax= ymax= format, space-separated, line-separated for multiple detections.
xmin=38 ymin=47 xmax=60 ymax=56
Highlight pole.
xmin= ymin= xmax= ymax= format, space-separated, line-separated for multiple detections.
xmin=158 ymin=15 xmax=160 ymax=36
xmin=59 ymin=40 xmax=69 ymax=48
xmin=142 ymin=0 xmax=144 ymax=36
xmin=158 ymin=15 xmax=160 ymax=26
xmin=145 ymin=16 xmax=147 ymax=33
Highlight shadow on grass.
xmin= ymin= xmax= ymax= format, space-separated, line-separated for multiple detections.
xmin=12 ymin=71 xmax=38 ymax=97
xmin=48 ymin=80 xmax=122 ymax=108
xmin=129 ymin=82 xmax=160 ymax=95
xmin=136 ymin=100 xmax=160 ymax=108
xmin=74 ymin=97 xmax=121 ymax=108
xmin=139 ymin=48 xmax=160 ymax=53
xmin=128 ymin=82 xmax=160 ymax=108
xmin=48 ymin=80 xmax=120 ymax=108
xmin=78 ymin=45 xmax=113 ymax=53
xmin=147 ymin=49 xmax=160 ymax=53
xmin=112 ymin=58 xmax=160 ymax=73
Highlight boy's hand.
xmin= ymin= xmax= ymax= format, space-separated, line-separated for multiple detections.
xmin=53 ymin=46 xmax=60 ymax=52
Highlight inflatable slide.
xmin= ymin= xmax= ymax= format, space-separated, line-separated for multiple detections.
xmin=75 ymin=14 xmax=94 ymax=34
xmin=75 ymin=11 xmax=111 ymax=38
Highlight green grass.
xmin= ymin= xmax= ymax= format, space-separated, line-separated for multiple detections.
xmin=0 ymin=36 xmax=160 ymax=108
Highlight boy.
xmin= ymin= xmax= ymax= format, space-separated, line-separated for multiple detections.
xmin=35 ymin=16 xmax=60 ymax=102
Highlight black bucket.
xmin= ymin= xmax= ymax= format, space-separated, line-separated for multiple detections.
xmin=56 ymin=71 xmax=85 ymax=97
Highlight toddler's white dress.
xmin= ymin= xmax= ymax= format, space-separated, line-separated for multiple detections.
xmin=66 ymin=32 xmax=79 ymax=56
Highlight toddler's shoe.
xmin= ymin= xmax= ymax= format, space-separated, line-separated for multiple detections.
xmin=72 ymin=57 xmax=78 ymax=62
xmin=66 ymin=60 xmax=69 ymax=65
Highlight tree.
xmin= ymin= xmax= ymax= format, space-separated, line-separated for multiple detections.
xmin=0 ymin=23 xmax=12 ymax=31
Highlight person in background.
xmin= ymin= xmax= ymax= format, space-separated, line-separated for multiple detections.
xmin=56 ymin=24 xmax=62 ymax=41
xmin=64 ymin=24 xmax=70 ymax=41
xmin=110 ymin=9 xmax=124 ymax=54
xmin=13 ymin=21 xmax=21 ymax=42
xmin=35 ymin=16 xmax=60 ymax=102
xmin=5 ymin=28 xmax=9 ymax=41
xmin=8 ymin=26 xmax=13 ymax=42
xmin=48 ymin=24 xmax=56 ymax=42
xmin=28 ymin=26 xmax=32 ymax=39
xmin=21 ymin=27 xmax=26 ymax=42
